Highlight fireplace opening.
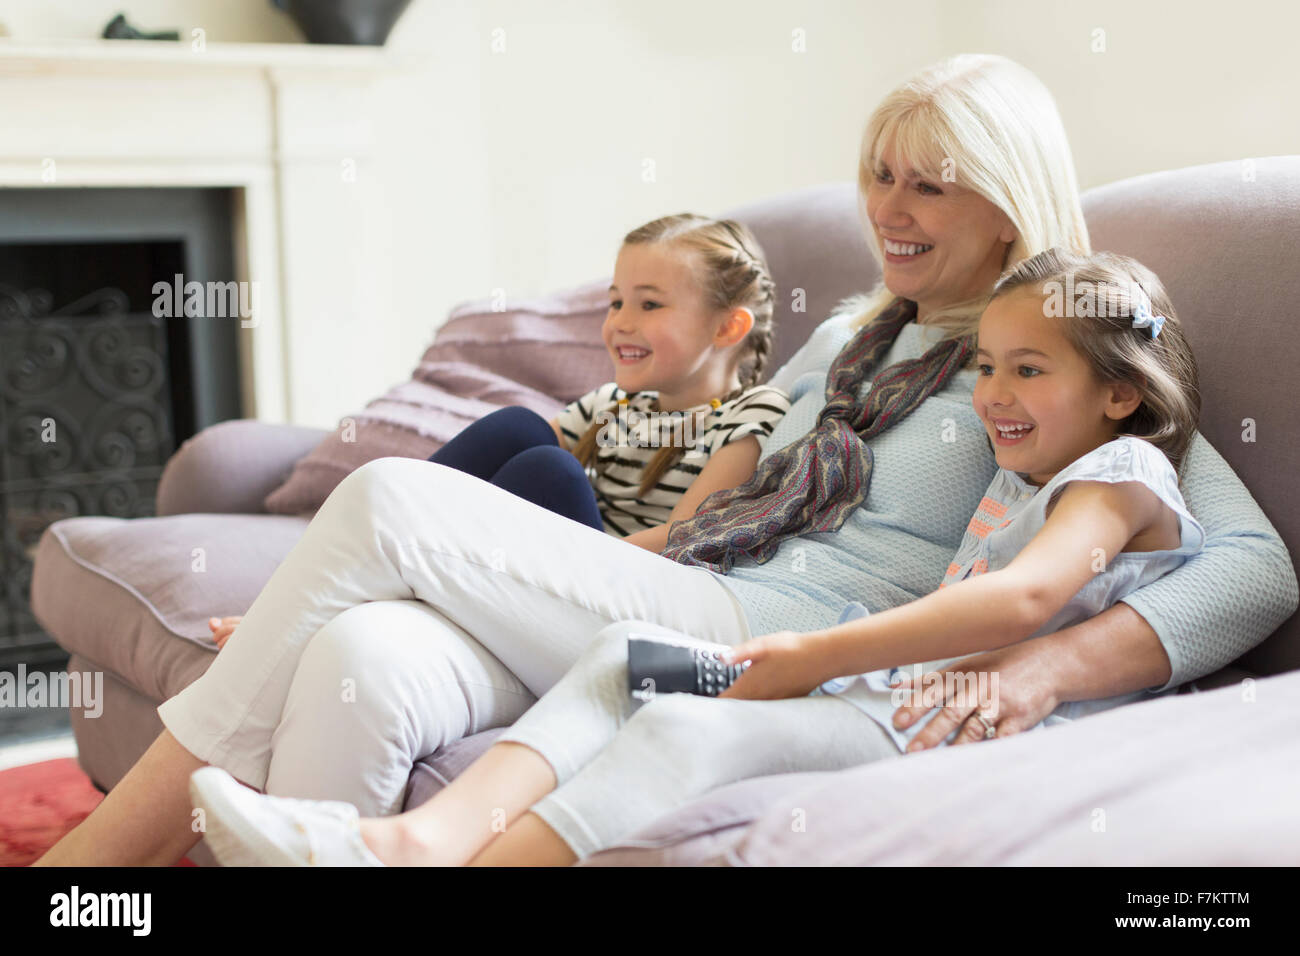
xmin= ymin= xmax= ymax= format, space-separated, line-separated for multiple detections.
xmin=0 ymin=187 xmax=244 ymax=739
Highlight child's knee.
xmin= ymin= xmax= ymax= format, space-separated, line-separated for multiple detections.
xmin=587 ymin=619 xmax=694 ymax=661
xmin=493 ymin=445 xmax=582 ymax=492
xmin=482 ymin=405 xmax=555 ymax=443
xmin=579 ymin=623 xmax=639 ymax=668
xmin=624 ymin=693 xmax=718 ymax=747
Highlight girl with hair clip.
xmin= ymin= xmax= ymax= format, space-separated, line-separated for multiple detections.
xmin=728 ymin=249 xmax=1207 ymax=743
xmin=207 ymin=214 xmax=789 ymax=649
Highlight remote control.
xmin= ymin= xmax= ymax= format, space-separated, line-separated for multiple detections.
xmin=627 ymin=634 xmax=751 ymax=701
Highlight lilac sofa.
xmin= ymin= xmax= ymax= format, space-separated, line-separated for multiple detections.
xmin=31 ymin=157 xmax=1300 ymax=865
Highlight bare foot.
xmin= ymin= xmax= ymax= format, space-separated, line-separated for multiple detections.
xmin=208 ymin=615 xmax=242 ymax=650
xmin=359 ymin=815 xmax=458 ymax=867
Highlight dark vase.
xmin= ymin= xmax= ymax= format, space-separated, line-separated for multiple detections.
xmin=272 ymin=0 xmax=414 ymax=46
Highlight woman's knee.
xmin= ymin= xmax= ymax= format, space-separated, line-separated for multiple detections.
xmin=285 ymin=601 xmax=534 ymax=739
xmin=330 ymin=455 xmax=493 ymax=529
xmin=328 ymin=456 xmax=423 ymax=513
xmin=285 ymin=608 xmax=425 ymax=732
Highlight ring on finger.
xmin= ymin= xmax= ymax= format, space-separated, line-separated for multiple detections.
xmin=974 ymin=711 xmax=997 ymax=739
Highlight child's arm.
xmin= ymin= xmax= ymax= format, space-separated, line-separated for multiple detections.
xmin=623 ymin=436 xmax=761 ymax=553
xmin=721 ymin=478 xmax=1173 ymax=699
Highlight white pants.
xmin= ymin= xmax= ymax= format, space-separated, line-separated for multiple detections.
xmin=497 ymin=621 xmax=898 ymax=859
xmin=157 ymin=457 xmax=751 ymax=815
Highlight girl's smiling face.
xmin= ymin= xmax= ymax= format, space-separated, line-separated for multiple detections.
xmin=604 ymin=242 xmax=747 ymax=409
xmin=974 ymin=289 xmax=1142 ymax=485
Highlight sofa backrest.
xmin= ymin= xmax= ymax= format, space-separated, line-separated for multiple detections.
xmin=722 ymin=157 xmax=1300 ymax=675
xmin=1081 ymin=157 xmax=1300 ymax=675
xmin=722 ymin=183 xmax=880 ymax=375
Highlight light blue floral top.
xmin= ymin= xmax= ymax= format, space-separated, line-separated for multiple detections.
xmin=819 ymin=435 xmax=1206 ymax=751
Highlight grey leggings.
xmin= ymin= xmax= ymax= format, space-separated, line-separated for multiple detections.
xmin=495 ymin=619 xmax=901 ymax=859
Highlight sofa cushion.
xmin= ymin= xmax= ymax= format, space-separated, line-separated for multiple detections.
xmin=262 ymin=279 xmax=614 ymax=515
xmin=405 ymin=728 xmax=508 ymax=808
xmin=705 ymin=668 xmax=1300 ymax=865
xmin=156 ymin=420 xmax=331 ymax=517
xmin=578 ymin=773 xmax=830 ymax=867
xmin=29 ymin=513 xmax=309 ymax=701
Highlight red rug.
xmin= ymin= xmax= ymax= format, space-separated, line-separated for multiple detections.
xmin=0 ymin=757 xmax=194 ymax=866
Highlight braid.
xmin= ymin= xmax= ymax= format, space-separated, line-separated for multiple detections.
xmin=741 ymin=306 xmax=773 ymax=387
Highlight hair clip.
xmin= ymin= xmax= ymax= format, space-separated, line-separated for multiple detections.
xmin=1131 ymin=299 xmax=1166 ymax=339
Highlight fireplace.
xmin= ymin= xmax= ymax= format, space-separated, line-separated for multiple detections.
xmin=0 ymin=37 xmax=391 ymax=741
xmin=0 ymin=187 xmax=244 ymax=674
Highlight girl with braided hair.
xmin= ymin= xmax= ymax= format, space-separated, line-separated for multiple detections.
xmin=205 ymin=214 xmax=788 ymax=650
xmin=428 ymin=213 xmax=786 ymax=548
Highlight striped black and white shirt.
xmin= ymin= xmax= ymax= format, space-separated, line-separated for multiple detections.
xmin=554 ymin=382 xmax=791 ymax=537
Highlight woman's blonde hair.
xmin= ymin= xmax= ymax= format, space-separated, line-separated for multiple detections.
xmin=991 ymin=248 xmax=1201 ymax=477
xmin=843 ymin=54 xmax=1091 ymax=343
xmin=573 ymin=213 xmax=777 ymax=498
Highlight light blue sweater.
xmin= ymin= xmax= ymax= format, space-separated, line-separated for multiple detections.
xmin=709 ymin=309 xmax=1298 ymax=692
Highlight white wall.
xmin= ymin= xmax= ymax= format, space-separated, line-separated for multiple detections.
xmin=371 ymin=0 xmax=948 ymax=400
xmin=935 ymin=0 xmax=1300 ymax=190
xmin=377 ymin=0 xmax=1300 ymax=412
xmin=4 ymin=0 xmax=1297 ymax=426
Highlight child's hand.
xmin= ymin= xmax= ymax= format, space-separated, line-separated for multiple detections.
xmin=717 ymin=631 xmax=827 ymax=700
xmin=207 ymin=616 xmax=242 ymax=650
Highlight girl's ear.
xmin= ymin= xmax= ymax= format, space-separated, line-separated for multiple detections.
xmin=1104 ymin=379 xmax=1144 ymax=421
xmin=715 ymin=307 xmax=755 ymax=347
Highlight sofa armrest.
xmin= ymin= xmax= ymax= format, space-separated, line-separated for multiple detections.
xmin=155 ymin=419 xmax=330 ymax=516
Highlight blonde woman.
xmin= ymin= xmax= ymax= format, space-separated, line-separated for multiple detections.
xmin=40 ymin=54 xmax=1295 ymax=867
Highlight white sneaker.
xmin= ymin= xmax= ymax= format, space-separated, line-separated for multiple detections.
xmin=189 ymin=767 xmax=386 ymax=867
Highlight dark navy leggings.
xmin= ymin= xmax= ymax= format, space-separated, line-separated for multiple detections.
xmin=428 ymin=405 xmax=606 ymax=532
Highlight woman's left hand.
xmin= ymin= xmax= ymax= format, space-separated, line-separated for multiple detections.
xmin=889 ymin=636 xmax=1062 ymax=751
xmin=718 ymin=631 xmax=828 ymax=700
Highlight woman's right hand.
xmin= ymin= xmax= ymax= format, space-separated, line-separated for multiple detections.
xmin=889 ymin=636 xmax=1063 ymax=750
xmin=207 ymin=616 xmax=242 ymax=650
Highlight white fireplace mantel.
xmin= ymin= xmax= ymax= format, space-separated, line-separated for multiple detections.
xmin=0 ymin=37 xmax=407 ymax=426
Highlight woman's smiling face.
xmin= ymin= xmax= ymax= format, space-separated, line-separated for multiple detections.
xmin=865 ymin=140 xmax=1018 ymax=322
xmin=973 ymin=288 xmax=1141 ymax=485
